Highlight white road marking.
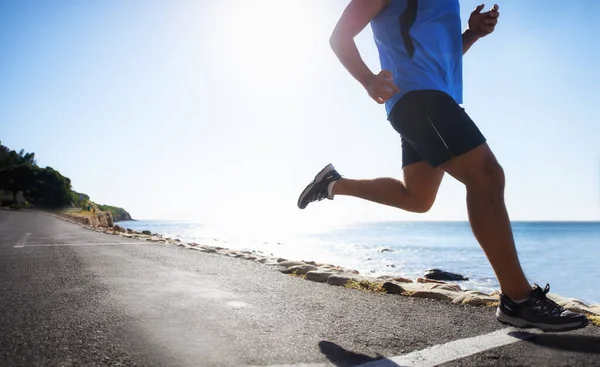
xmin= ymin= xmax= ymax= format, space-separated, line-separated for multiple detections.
xmin=265 ymin=327 xmax=540 ymax=367
xmin=14 ymin=242 xmax=140 ymax=248
xmin=356 ymin=327 xmax=539 ymax=367
xmin=226 ymin=301 xmax=248 ymax=309
xmin=13 ymin=233 xmax=31 ymax=248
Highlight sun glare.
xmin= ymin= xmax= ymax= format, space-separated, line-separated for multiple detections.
xmin=222 ymin=0 xmax=319 ymax=95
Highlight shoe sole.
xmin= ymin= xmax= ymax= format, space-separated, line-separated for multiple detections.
xmin=496 ymin=309 xmax=589 ymax=332
xmin=297 ymin=163 xmax=335 ymax=209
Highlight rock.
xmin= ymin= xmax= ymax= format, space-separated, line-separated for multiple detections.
xmin=392 ymin=277 xmax=413 ymax=283
xmin=417 ymin=277 xmax=446 ymax=284
xmin=465 ymin=290 xmax=491 ymax=297
xmin=427 ymin=283 xmax=462 ymax=292
xmin=376 ymin=275 xmax=394 ymax=280
xmin=114 ymin=225 xmax=125 ymax=232
xmin=126 ymin=228 xmax=133 ymax=233
xmin=174 ymin=239 xmax=181 ymax=242
xmin=386 ymin=264 xmax=396 ymax=268
xmin=327 ymin=275 xmax=355 ymax=286
xmin=243 ymin=255 xmax=257 ymax=261
xmin=276 ymin=258 xmax=288 ymax=263
xmin=278 ymin=261 xmax=306 ymax=268
xmin=382 ymin=282 xmax=406 ymax=295
xmin=423 ymin=269 xmax=468 ymax=281
xmin=589 ymin=305 xmax=600 ymax=316
xmin=141 ymin=230 xmax=152 ymax=235
xmin=281 ymin=265 xmax=318 ymax=275
xmin=378 ymin=248 xmax=394 ymax=253
xmin=409 ymin=289 xmax=460 ymax=301
xmin=305 ymin=271 xmax=333 ymax=283
xmin=304 ymin=261 xmax=317 ymax=265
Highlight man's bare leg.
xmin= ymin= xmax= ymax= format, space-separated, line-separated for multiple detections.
xmin=440 ymin=143 xmax=531 ymax=300
xmin=332 ymin=161 xmax=445 ymax=213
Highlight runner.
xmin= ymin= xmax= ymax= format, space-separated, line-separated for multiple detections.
xmin=297 ymin=0 xmax=588 ymax=332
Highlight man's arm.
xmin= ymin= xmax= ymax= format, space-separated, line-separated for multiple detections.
xmin=329 ymin=0 xmax=398 ymax=104
xmin=463 ymin=4 xmax=500 ymax=55
xmin=462 ymin=29 xmax=481 ymax=54
xmin=329 ymin=0 xmax=389 ymax=88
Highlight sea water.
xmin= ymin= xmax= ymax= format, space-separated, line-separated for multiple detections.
xmin=117 ymin=220 xmax=600 ymax=305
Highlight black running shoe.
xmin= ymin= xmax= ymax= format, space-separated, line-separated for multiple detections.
xmin=297 ymin=163 xmax=342 ymax=209
xmin=496 ymin=284 xmax=589 ymax=332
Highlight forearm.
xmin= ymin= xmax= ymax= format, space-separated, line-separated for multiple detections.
xmin=330 ymin=36 xmax=374 ymax=88
xmin=462 ymin=29 xmax=481 ymax=54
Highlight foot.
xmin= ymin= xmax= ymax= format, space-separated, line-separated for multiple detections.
xmin=297 ymin=163 xmax=342 ymax=209
xmin=496 ymin=284 xmax=589 ymax=332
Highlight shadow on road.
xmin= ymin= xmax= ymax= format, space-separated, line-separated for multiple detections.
xmin=318 ymin=341 xmax=402 ymax=367
xmin=509 ymin=332 xmax=600 ymax=354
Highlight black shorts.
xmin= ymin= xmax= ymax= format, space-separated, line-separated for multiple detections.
xmin=388 ymin=90 xmax=487 ymax=168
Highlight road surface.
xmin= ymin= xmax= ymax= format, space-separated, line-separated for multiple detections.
xmin=1 ymin=210 xmax=598 ymax=366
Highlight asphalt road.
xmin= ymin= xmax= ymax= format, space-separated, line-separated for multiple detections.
xmin=0 ymin=210 xmax=598 ymax=366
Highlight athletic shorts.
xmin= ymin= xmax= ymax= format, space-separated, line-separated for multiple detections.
xmin=387 ymin=90 xmax=487 ymax=168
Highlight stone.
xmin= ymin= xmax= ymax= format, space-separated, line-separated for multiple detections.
xmin=382 ymin=282 xmax=405 ymax=295
xmin=588 ymin=305 xmax=600 ymax=316
xmin=305 ymin=271 xmax=333 ymax=283
xmin=423 ymin=269 xmax=468 ymax=281
xmin=278 ymin=261 xmax=307 ymax=268
xmin=417 ymin=277 xmax=446 ymax=284
xmin=376 ymin=275 xmax=394 ymax=281
xmin=465 ymin=290 xmax=491 ymax=297
xmin=281 ymin=265 xmax=318 ymax=275
xmin=327 ymin=275 xmax=354 ymax=286
xmin=409 ymin=289 xmax=460 ymax=301
xmin=378 ymin=248 xmax=394 ymax=253
xmin=426 ymin=283 xmax=462 ymax=292
xmin=276 ymin=258 xmax=288 ymax=263
xmin=141 ymin=230 xmax=152 ymax=235
xmin=392 ymin=277 xmax=413 ymax=283
xmin=114 ymin=225 xmax=125 ymax=232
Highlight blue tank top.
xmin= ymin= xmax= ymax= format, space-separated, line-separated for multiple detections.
xmin=370 ymin=0 xmax=464 ymax=116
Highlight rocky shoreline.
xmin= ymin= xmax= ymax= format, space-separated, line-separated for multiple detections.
xmin=54 ymin=212 xmax=600 ymax=327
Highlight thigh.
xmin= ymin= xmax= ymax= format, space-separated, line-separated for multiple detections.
xmin=389 ymin=90 xmax=487 ymax=168
xmin=402 ymin=159 xmax=445 ymax=201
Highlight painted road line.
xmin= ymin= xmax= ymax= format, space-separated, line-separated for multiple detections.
xmin=14 ymin=242 xmax=141 ymax=248
xmin=356 ymin=327 xmax=540 ymax=367
xmin=263 ymin=327 xmax=539 ymax=367
xmin=13 ymin=233 xmax=31 ymax=248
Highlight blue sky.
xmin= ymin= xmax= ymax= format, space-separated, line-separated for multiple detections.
xmin=1 ymin=0 xmax=599 ymax=230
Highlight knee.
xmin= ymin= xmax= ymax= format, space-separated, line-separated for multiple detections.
xmin=407 ymin=195 xmax=436 ymax=213
xmin=468 ymin=159 xmax=505 ymax=191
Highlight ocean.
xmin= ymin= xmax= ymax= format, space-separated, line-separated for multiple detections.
xmin=117 ymin=220 xmax=600 ymax=305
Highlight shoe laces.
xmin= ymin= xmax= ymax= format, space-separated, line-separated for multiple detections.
xmin=309 ymin=190 xmax=328 ymax=203
xmin=532 ymin=284 xmax=565 ymax=317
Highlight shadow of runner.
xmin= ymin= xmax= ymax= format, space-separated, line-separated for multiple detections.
xmin=509 ymin=332 xmax=600 ymax=354
xmin=318 ymin=341 xmax=402 ymax=367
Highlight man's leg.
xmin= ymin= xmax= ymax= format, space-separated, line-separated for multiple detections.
xmin=331 ymin=160 xmax=444 ymax=213
xmin=439 ymin=143 xmax=531 ymax=300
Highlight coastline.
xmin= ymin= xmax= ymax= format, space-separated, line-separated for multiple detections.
xmin=52 ymin=211 xmax=600 ymax=327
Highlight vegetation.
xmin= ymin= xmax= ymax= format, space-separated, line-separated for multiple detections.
xmin=0 ymin=141 xmax=132 ymax=220
xmin=0 ymin=143 xmax=71 ymax=208
xmin=96 ymin=204 xmax=132 ymax=221
xmin=344 ymin=279 xmax=387 ymax=294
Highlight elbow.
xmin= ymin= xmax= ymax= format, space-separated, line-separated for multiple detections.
xmin=329 ymin=31 xmax=345 ymax=53
xmin=329 ymin=33 xmax=338 ymax=51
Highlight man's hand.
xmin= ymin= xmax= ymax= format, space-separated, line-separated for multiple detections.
xmin=468 ymin=4 xmax=500 ymax=38
xmin=365 ymin=70 xmax=400 ymax=104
